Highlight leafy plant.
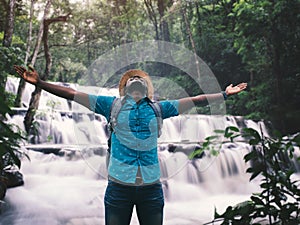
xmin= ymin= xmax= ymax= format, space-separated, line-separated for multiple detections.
xmin=190 ymin=126 xmax=241 ymax=159
xmin=192 ymin=126 xmax=300 ymax=224
xmin=0 ymin=88 xmax=27 ymax=176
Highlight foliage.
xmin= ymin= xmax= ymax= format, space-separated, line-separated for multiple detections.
xmin=0 ymin=88 xmax=26 ymax=175
xmin=230 ymin=0 xmax=300 ymax=133
xmin=0 ymin=42 xmax=26 ymax=174
xmin=193 ymin=127 xmax=300 ymax=225
xmin=0 ymin=8 xmax=26 ymax=175
xmin=0 ymin=45 xmax=24 ymax=79
xmin=2 ymin=0 xmax=299 ymax=134
xmin=227 ymin=82 xmax=273 ymax=120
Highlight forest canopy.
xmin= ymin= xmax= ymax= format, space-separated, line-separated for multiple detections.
xmin=1 ymin=0 xmax=299 ymax=135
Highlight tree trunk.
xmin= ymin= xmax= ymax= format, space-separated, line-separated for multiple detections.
xmin=1 ymin=0 xmax=16 ymax=91
xmin=157 ymin=0 xmax=170 ymax=41
xmin=20 ymin=0 xmax=52 ymax=134
xmin=24 ymin=14 xmax=69 ymax=134
xmin=182 ymin=5 xmax=201 ymax=81
xmin=14 ymin=0 xmax=34 ymax=107
xmin=2 ymin=0 xmax=16 ymax=47
xmin=24 ymin=87 xmax=42 ymax=134
xmin=145 ymin=0 xmax=171 ymax=75
xmin=144 ymin=0 xmax=159 ymax=40
xmin=271 ymin=26 xmax=285 ymax=133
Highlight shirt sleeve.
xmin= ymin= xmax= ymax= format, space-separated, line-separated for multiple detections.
xmin=159 ymin=100 xmax=179 ymax=119
xmin=88 ymin=94 xmax=116 ymax=120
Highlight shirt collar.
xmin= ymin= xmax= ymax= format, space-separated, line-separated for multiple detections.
xmin=125 ymin=94 xmax=150 ymax=103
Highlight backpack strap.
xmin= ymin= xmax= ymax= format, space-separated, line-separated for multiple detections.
xmin=108 ymin=97 xmax=124 ymax=134
xmin=148 ymin=101 xmax=163 ymax=138
xmin=107 ymin=97 xmax=124 ymax=154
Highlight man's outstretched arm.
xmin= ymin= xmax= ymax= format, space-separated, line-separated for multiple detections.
xmin=14 ymin=65 xmax=90 ymax=109
xmin=178 ymin=83 xmax=247 ymax=113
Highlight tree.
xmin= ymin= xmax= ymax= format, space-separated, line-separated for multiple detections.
xmin=2 ymin=0 xmax=16 ymax=47
xmin=232 ymin=0 xmax=300 ymax=133
xmin=6 ymin=0 xmax=299 ymax=135
xmin=1 ymin=0 xmax=16 ymax=89
xmin=24 ymin=12 xmax=69 ymax=133
xmin=14 ymin=0 xmax=39 ymax=107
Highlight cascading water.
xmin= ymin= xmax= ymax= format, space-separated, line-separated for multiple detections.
xmin=2 ymin=77 xmax=271 ymax=225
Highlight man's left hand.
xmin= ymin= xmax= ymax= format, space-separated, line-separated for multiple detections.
xmin=225 ymin=83 xmax=247 ymax=96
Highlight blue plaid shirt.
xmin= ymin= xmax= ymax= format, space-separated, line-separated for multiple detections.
xmin=89 ymin=94 xmax=179 ymax=184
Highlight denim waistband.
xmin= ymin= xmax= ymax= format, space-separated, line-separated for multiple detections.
xmin=108 ymin=175 xmax=160 ymax=186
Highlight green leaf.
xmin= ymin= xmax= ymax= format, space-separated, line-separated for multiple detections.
xmin=242 ymin=128 xmax=262 ymax=146
xmin=260 ymin=182 xmax=270 ymax=189
xmin=189 ymin=148 xmax=205 ymax=159
xmin=292 ymin=133 xmax=300 ymax=146
xmin=205 ymin=135 xmax=219 ymax=141
xmin=244 ymin=150 xmax=258 ymax=162
xmin=6 ymin=146 xmax=21 ymax=168
xmin=249 ymin=170 xmax=261 ymax=181
xmin=214 ymin=129 xmax=225 ymax=134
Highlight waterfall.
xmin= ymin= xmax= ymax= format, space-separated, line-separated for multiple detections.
xmin=3 ymin=77 xmax=272 ymax=225
xmin=5 ymin=76 xmax=270 ymax=146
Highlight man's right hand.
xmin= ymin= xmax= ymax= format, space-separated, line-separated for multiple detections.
xmin=14 ymin=65 xmax=91 ymax=109
xmin=14 ymin=65 xmax=40 ymax=85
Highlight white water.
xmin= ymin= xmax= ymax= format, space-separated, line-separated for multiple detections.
xmin=2 ymin=77 xmax=269 ymax=225
xmin=0 ymin=144 xmax=261 ymax=225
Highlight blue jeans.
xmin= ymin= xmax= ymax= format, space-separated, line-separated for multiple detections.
xmin=104 ymin=180 xmax=164 ymax=225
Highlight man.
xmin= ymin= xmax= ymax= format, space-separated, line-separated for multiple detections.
xmin=14 ymin=65 xmax=247 ymax=225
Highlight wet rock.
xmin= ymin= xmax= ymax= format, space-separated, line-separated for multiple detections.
xmin=0 ymin=177 xmax=7 ymax=200
xmin=3 ymin=170 xmax=24 ymax=188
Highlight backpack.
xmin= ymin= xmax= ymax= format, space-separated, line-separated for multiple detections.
xmin=106 ymin=97 xmax=163 ymax=154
